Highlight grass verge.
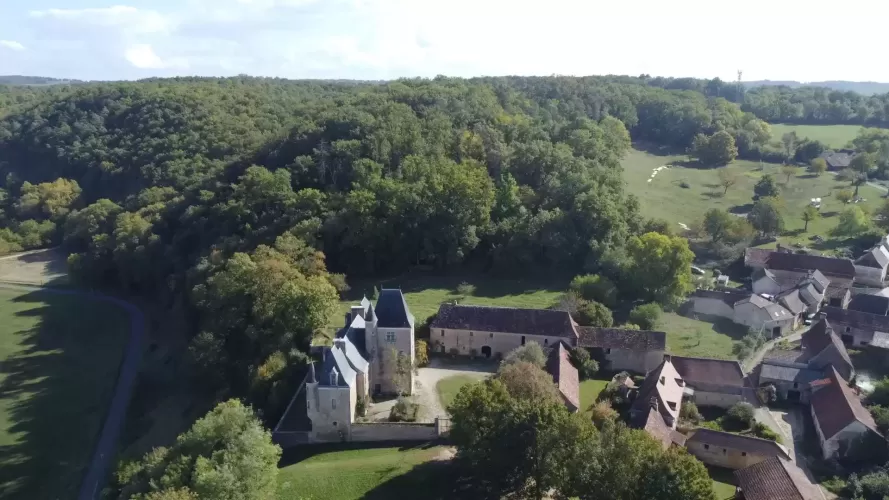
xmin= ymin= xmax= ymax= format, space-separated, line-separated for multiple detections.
xmin=436 ymin=375 xmax=483 ymax=412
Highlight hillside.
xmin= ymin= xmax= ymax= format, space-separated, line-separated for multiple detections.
xmin=745 ymin=79 xmax=889 ymax=95
xmin=0 ymin=75 xmax=84 ymax=86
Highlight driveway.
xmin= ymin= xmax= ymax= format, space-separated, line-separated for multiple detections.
xmin=752 ymin=405 xmax=827 ymax=500
xmin=414 ymin=358 xmax=495 ymax=420
xmin=743 ymin=329 xmax=805 ymax=373
xmin=0 ymin=282 xmax=146 ymax=500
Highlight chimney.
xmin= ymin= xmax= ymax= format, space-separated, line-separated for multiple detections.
xmin=351 ymin=305 xmax=365 ymax=322
xmin=818 ymin=311 xmax=827 ymax=321
xmin=333 ymin=338 xmax=346 ymax=351
xmin=663 ymin=354 xmax=672 ymax=363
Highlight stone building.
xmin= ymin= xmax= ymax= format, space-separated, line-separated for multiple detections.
xmin=685 ymin=428 xmax=791 ymax=470
xmin=671 ymin=356 xmax=747 ymax=408
xmin=576 ymin=327 xmax=666 ymax=374
xmin=734 ymin=457 xmax=822 ymax=500
xmin=811 ymin=366 xmax=882 ymax=459
xmin=824 ymin=305 xmax=889 ymax=348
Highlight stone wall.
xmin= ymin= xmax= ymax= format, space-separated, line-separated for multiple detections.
xmin=432 ymin=328 xmax=568 ymax=359
xmin=350 ymin=422 xmax=438 ymax=442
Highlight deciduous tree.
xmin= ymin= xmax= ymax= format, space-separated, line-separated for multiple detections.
xmin=747 ymin=197 xmax=784 ymax=237
xmin=623 ymin=233 xmax=695 ymax=306
xmin=717 ymin=168 xmax=738 ymax=194
xmin=810 ymin=157 xmax=828 ymax=176
xmin=753 ymin=174 xmax=780 ymax=200
xmin=802 ymin=205 xmax=820 ymax=231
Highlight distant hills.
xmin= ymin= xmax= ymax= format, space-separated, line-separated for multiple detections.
xmin=0 ymin=75 xmax=84 ymax=86
xmin=744 ymin=80 xmax=889 ymax=95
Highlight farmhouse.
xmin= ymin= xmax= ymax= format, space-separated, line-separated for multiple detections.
xmin=576 ymin=327 xmax=666 ymax=374
xmin=758 ymin=318 xmax=854 ymax=403
xmin=687 ymin=289 xmax=794 ymax=337
xmin=546 ymin=342 xmax=580 ymax=412
xmin=847 ymin=293 xmax=889 ymax=316
xmin=819 ymin=149 xmax=856 ymax=170
xmin=429 ymin=303 xmax=579 ymax=358
xmin=810 ymin=366 xmax=882 ymax=459
xmin=823 ymin=305 xmax=889 ymax=348
xmin=744 ymin=249 xmax=855 ymax=307
xmin=672 ymin=356 xmax=747 ymax=408
xmin=629 ymin=357 xmax=685 ymax=428
xmin=734 ymin=457 xmax=822 ymax=500
xmin=685 ymin=428 xmax=791 ymax=470
xmin=855 ymin=244 xmax=889 ymax=287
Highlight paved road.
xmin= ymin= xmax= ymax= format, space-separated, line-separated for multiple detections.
xmin=0 ymin=282 xmax=145 ymax=500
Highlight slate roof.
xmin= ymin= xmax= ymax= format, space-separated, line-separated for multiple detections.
xmin=734 ymin=457 xmax=821 ymax=500
xmin=430 ymin=304 xmax=579 ymax=339
xmin=824 ymin=305 xmax=889 ymax=332
xmin=801 ymin=318 xmax=853 ymax=376
xmin=546 ymin=342 xmax=580 ymax=411
xmin=671 ymin=356 xmax=746 ymax=388
xmin=760 ymin=362 xmax=822 ymax=384
xmin=766 ymin=252 xmax=856 ymax=279
xmin=334 ymin=336 xmax=369 ymax=374
xmin=810 ymin=366 xmax=880 ymax=440
xmin=745 ymin=247 xmax=774 ymax=267
xmin=820 ymin=150 xmax=856 ymax=169
xmin=687 ymin=428 xmax=792 ymax=460
xmin=737 ymin=294 xmax=793 ymax=320
xmin=318 ymin=345 xmax=357 ymax=388
xmin=576 ymin=327 xmax=666 ymax=351
xmin=857 ymin=245 xmax=889 ymax=269
xmin=801 ymin=318 xmax=834 ymax=353
xmin=848 ymin=294 xmax=889 ymax=316
xmin=692 ymin=288 xmax=749 ymax=305
xmin=336 ymin=313 xmax=367 ymax=357
xmin=764 ymin=349 xmax=809 ymax=364
xmin=374 ymin=289 xmax=415 ymax=328
xmin=825 ymin=277 xmax=854 ymax=300
xmin=777 ymin=289 xmax=806 ymax=315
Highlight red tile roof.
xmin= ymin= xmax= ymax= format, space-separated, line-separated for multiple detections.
xmin=546 ymin=343 xmax=580 ymax=412
xmin=810 ymin=366 xmax=880 ymax=440
xmin=734 ymin=457 xmax=821 ymax=500
xmin=576 ymin=327 xmax=666 ymax=351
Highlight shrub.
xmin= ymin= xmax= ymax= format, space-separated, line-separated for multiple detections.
xmin=679 ymin=181 xmax=690 ymax=189
xmin=698 ymin=420 xmax=721 ymax=431
xmin=628 ymin=303 xmax=662 ymax=330
xmin=569 ymin=274 xmax=618 ymax=307
xmin=733 ymin=330 xmax=766 ymax=361
xmin=448 ymin=347 xmax=459 ymax=357
xmin=820 ymin=477 xmax=848 ymax=496
xmin=415 ymin=340 xmax=429 ymax=367
xmin=725 ymin=402 xmax=755 ymax=429
xmin=356 ymin=395 xmax=368 ymax=417
xmin=589 ymin=401 xmax=617 ymax=429
xmin=389 ymin=397 xmax=417 ymax=422
xmin=569 ymin=347 xmax=599 ymax=380
xmin=871 ymin=405 xmax=889 ymax=434
xmin=575 ymin=300 xmax=613 ymax=327
xmin=502 ymin=343 xmax=547 ymax=369
xmin=680 ymin=401 xmax=701 ymax=424
xmin=757 ymin=384 xmax=777 ymax=405
xmin=456 ymin=281 xmax=476 ymax=296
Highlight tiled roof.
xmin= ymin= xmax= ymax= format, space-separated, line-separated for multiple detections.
xmin=857 ymin=245 xmax=889 ymax=269
xmin=737 ymin=294 xmax=793 ymax=320
xmin=766 ymin=252 xmax=856 ymax=279
xmin=430 ymin=304 xmax=579 ymax=339
xmin=820 ymin=150 xmax=855 ymax=169
xmin=811 ymin=366 xmax=880 ymax=440
xmin=576 ymin=327 xmax=666 ymax=351
xmin=375 ymin=289 xmax=415 ymax=328
xmin=745 ymin=247 xmax=773 ymax=267
xmin=671 ymin=356 xmax=746 ymax=388
xmin=824 ymin=305 xmax=889 ymax=332
xmin=631 ymin=359 xmax=684 ymax=424
xmin=764 ymin=349 xmax=809 ymax=364
xmin=687 ymin=428 xmax=791 ymax=460
xmin=801 ymin=318 xmax=853 ymax=377
xmin=825 ymin=277 xmax=853 ymax=300
xmin=641 ymin=408 xmax=675 ymax=450
xmin=760 ymin=362 xmax=822 ymax=384
xmin=734 ymin=457 xmax=821 ymax=500
xmin=692 ymin=288 xmax=749 ymax=305
xmin=546 ymin=343 xmax=580 ymax=411
xmin=777 ymin=289 xmax=806 ymax=315
xmin=848 ymin=294 xmax=889 ymax=316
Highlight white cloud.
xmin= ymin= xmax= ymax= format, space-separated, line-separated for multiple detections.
xmin=125 ymin=44 xmax=188 ymax=70
xmin=29 ymin=5 xmax=171 ymax=34
xmin=0 ymin=40 xmax=25 ymax=51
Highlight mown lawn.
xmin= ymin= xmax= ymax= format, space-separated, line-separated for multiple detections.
xmin=707 ymin=465 xmax=738 ymax=500
xmin=768 ymin=123 xmax=863 ymax=149
xmin=0 ymin=288 xmax=131 ymax=499
xmin=436 ymin=374 xmax=484 ymax=412
xmin=277 ymin=445 xmax=447 ymax=500
xmin=327 ymin=272 xmax=568 ymax=333
xmin=622 ymin=147 xmax=885 ymax=252
xmin=660 ymin=312 xmax=748 ymax=360
xmin=579 ymin=378 xmax=610 ymax=413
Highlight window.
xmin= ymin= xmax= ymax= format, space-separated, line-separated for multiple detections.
xmin=704 ymin=444 xmax=709 ymax=450
xmin=333 ymin=421 xmax=338 ymax=427
xmin=521 ymin=336 xmax=526 ymax=346
xmin=604 ymin=348 xmax=611 ymax=354
xmin=441 ymin=330 xmax=445 ymax=337
xmin=862 ymin=341 xmax=870 ymax=346
xmin=659 ymin=376 xmax=665 ymax=385
xmin=330 ymin=372 xmax=337 ymax=386
xmin=667 ymin=401 xmax=677 ymax=411
xmin=723 ymin=449 xmax=727 ymax=455
xmin=470 ymin=331 xmax=473 ymax=337
xmin=307 ymin=400 xmax=311 ymax=410
xmin=385 ymin=332 xmax=396 ymax=343
xmin=793 ymin=383 xmax=798 ymax=389
xmin=544 ymin=338 xmax=548 ymax=345
xmin=331 ymin=399 xmax=337 ymax=410
xmin=846 ymin=326 xmax=852 ymax=333
xmin=489 ymin=333 xmax=493 ymax=338
xmin=741 ymin=452 xmax=747 ymax=457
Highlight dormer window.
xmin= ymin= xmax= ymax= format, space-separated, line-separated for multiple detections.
xmin=675 ymin=378 xmax=684 ymax=387
xmin=667 ymin=401 xmax=677 ymax=411
xmin=659 ymin=376 xmax=665 ymax=385
xmin=329 ymin=369 xmax=338 ymax=386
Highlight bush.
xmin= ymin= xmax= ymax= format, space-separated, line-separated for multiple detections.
xmin=628 ymin=303 xmax=662 ymax=330
xmin=590 ymin=401 xmax=617 ymax=429
xmin=725 ymin=402 xmax=755 ymax=429
xmin=389 ymin=397 xmax=418 ymax=422
xmin=752 ymin=422 xmax=782 ymax=443
xmin=680 ymin=401 xmax=701 ymax=424
xmin=757 ymin=384 xmax=777 ymax=405
xmin=575 ymin=300 xmax=613 ymax=327
xmin=502 ymin=343 xmax=547 ymax=369
xmin=870 ymin=405 xmax=889 ymax=433
xmin=820 ymin=477 xmax=848 ymax=496
xmin=415 ymin=340 xmax=429 ymax=367
xmin=569 ymin=347 xmax=599 ymax=380
xmin=356 ymin=394 xmax=368 ymax=417
xmin=569 ymin=274 xmax=618 ymax=307
xmin=456 ymin=281 xmax=476 ymax=296
xmin=679 ymin=181 xmax=690 ymax=188
xmin=733 ymin=330 xmax=766 ymax=361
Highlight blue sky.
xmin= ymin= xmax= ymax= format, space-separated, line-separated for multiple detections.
xmin=1 ymin=0 xmax=886 ymax=82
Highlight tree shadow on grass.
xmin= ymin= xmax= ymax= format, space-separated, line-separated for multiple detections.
xmin=341 ymin=271 xmax=571 ymax=302
xmin=361 ymin=460 xmax=489 ymax=500
xmin=0 ymin=290 xmax=131 ymax=500
xmin=278 ymin=440 xmax=444 ymax=468
xmin=702 ymin=191 xmax=724 ymax=200
xmin=729 ymin=204 xmax=753 ymax=215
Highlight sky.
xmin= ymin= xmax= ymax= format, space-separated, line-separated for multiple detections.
xmin=1 ymin=0 xmax=887 ymax=82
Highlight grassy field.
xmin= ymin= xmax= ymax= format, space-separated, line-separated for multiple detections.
xmin=0 ymin=288 xmax=131 ymax=499
xmin=327 ymin=272 xmax=567 ymax=334
xmin=660 ymin=312 xmax=748 ymax=360
xmin=622 ymin=147 xmax=885 ymax=251
xmin=436 ymin=375 xmax=483 ymax=412
xmin=769 ymin=123 xmax=862 ymax=149
xmin=579 ymin=378 xmax=610 ymax=413
xmin=277 ymin=444 xmax=447 ymax=500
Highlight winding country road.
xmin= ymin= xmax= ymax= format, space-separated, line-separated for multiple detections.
xmin=0 ymin=282 xmax=145 ymax=500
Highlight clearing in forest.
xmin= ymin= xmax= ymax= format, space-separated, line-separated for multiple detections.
xmin=0 ymin=288 xmax=130 ymax=500
xmin=768 ymin=123 xmax=864 ymax=150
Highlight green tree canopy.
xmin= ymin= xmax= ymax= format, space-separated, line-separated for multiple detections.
xmin=623 ymin=232 xmax=695 ymax=305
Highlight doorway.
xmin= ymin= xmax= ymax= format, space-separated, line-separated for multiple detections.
xmin=787 ymin=390 xmax=800 ymax=402
xmin=481 ymin=345 xmax=492 ymax=358
xmin=772 ymin=326 xmax=781 ymax=338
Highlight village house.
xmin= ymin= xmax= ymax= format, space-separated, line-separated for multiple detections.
xmin=744 ymin=249 xmax=855 ymax=308
xmin=854 ymin=242 xmax=889 ymax=287
xmin=576 ymin=327 xmax=666 ymax=374
xmin=429 ymin=304 xmax=579 ymax=358
xmin=685 ymin=428 xmax=791 ymax=470
xmin=758 ymin=317 xmax=854 ymax=403
xmin=274 ymin=290 xmax=416 ymax=444
xmin=847 ymin=293 xmax=889 ymax=316
xmin=629 ymin=357 xmax=685 ymax=429
xmin=733 ymin=457 xmax=822 ymax=500
xmin=819 ymin=149 xmax=857 ymax=171
xmin=824 ymin=305 xmax=889 ymax=348
xmin=810 ymin=366 xmax=882 ymax=459
xmin=546 ymin=342 xmax=580 ymax=413
xmin=688 ymin=289 xmax=794 ymax=337
xmin=672 ymin=356 xmax=748 ymax=408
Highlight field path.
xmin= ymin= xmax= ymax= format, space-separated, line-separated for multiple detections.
xmin=0 ymin=282 xmax=145 ymax=500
